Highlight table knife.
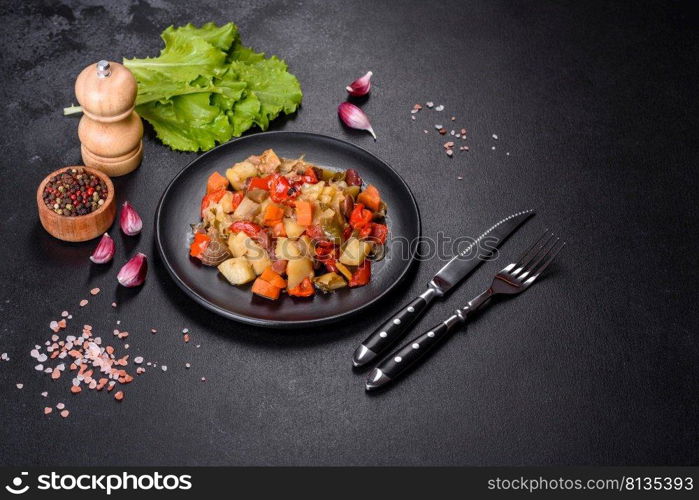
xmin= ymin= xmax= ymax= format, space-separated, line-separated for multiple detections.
xmin=352 ymin=209 xmax=534 ymax=367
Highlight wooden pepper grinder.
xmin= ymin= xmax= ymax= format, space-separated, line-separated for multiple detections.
xmin=75 ymin=60 xmax=143 ymax=177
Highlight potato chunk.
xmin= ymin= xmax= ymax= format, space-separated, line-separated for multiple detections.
xmin=339 ymin=237 xmax=371 ymax=266
xmin=286 ymin=257 xmax=314 ymax=289
xmin=218 ymin=257 xmax=256 ymax=285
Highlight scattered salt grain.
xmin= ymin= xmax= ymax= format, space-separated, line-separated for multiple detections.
xmin=182 ymin=328 xmax=189 ymax=334
xmin=35 ymin=364 xmax=44 ymax=371
xmin=451 ymin=116 xmax=456 ymax=121
xmin=457 ymin=176 xmax=463 ymax=180
xmin=151 ymin=329 xmax=157 ymax=334
xmin=491 ymin=146 xmax=496 ymax=150
xmin=16 ymin=383 xmax=23 ymax=389
xmin=41 ymin=392 xmax=48 ymax=397
xmin=434 ymin=124 xmax=443 ymax=130
xmin=44 ymin=407 xmax=52 ymax=415
xmin=185 ymin=363 xmax=191 ymax=369
xmin=61 ymin=311 xmax=69 ymax=317
xmin=201 ymin=377 xmax=206 ymax=382
xmin=1 ymin=352 xmax=9 ymax=361
xmin=60 ymin=410 xmax=69 ymax=418
xmin=56 ymin=403 xmax=65 ymax=409
xmin=446 ymin=150 xmax=453 ymax=157
xmin=161 ymin=365 xmax=167 ymax=372
xmin=134 ymin=356 xmax=144 ymax=364
xmin=450 ymin=130 xmax=455 ymax=136
xmin=79 ymin=299 xmax=88 ymax=307
xmin=111 ymin=302 xmax=117 ymax=308
xmin=492 ymin=134 xmax=498 ymax=140
xmin=435 ymin=105 xmax=444 ymax=111
xmin=426 ymin=101 xmax=434 ymax=108
xmin=411 ymin=115 xmax=416 ymax=121
xmin=423 ymin=130 xmax=428 ymax=134
xmin=90 ymin=288 xmax=100 ymax=295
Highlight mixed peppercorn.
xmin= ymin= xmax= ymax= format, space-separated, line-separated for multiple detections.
xmin=43 ymin=168 xmax=108 ymax=216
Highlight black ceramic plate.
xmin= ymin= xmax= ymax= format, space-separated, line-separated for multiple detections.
xmin=155 ymin=132 xmax=420 ymax=328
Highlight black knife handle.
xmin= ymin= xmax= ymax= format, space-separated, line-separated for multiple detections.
xmin=352 ymin=288 xmax=439 ymax=367
xmin=366 ymin=312 xmax=465 ymax=391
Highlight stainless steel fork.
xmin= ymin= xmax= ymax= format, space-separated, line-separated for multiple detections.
xmin=366 ymin=230 xmax=565 ymax=391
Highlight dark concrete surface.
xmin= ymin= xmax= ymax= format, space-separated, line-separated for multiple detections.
xmin=0 ymin=0 xmax=697 ymax=465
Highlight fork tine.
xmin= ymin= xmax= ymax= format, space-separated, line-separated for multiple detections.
xmin=513 ymin=230 xmax=553 ymax=273
xmin=524 ymin=240 xmax=565 ymax=283
xmin=519 ymin=236 xmax=559 ymax=280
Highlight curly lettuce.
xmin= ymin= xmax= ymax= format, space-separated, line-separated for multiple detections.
xmin=122 ymin=22 xmax=302 ymax=152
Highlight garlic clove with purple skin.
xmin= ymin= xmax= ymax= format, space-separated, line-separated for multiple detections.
xmin=89 ymin=233 xmax=115 ymax=264
xmin=346 ymin=71 xmax=373 ymax=97
xmin=120 ymin=201 xmax=143 ymax=236
xmin=117 ymin=253 xmax=147 ymax=288
xmin=337 ymin=102 xmax=377 ymax=140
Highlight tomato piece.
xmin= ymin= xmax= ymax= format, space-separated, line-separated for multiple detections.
xmin=189 ymin=233 xmax=210 ymax=259
xmin=348 ymin=260 xmax=371 ymax=287
xmin=288 ymin=277 xmax=315 ymax=297
xmin=349 ymin=203 xmax=373 ymax=229
xmin=200 ymin=189 xmax=227 ymax=216
xmin=229 ymin=220 xmax=262 ymax=237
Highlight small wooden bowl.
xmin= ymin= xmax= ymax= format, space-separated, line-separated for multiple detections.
xmin=37 ymin=166 xmax=116 ymax=242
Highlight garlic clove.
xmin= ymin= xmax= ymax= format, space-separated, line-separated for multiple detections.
xmin=89 ymin=233 xmax=115 ymax=264
xmin=117 ymin=253 xmax=147 ymax=287
xmin=337 ymin=102 xmax=377 ymax=140
xmin=346 ymin=71 xmax=373 ymax=97
xmin=120 ymin=201 xmax=143 ymax=236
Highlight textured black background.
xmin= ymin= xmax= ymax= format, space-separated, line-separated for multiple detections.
xmin=0 ymin=0 xmax=697 ymax=466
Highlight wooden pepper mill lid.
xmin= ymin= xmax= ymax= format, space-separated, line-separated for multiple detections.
xmin=75 ymin=60 xmax=143 ymax=177
xmin=75 ymin=61 xmax=137 ymax=122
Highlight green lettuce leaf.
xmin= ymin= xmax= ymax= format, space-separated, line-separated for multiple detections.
xmin=123 ymin=22 xmax=302 ymax=152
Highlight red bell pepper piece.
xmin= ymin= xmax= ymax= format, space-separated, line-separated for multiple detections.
xmin=248 ymin=175 xmax=272 ymax=191
xmin=200 ymin=189 xmax=226 ymax=216
xmin=189 ymin=233 xmax=210 ymax=259
xmin=288 ymin=277 xmax=315 ymax=297
xmin=230 ymin=191 xmax=244 ymax=212
xmin=349 ymin=260 xmax=371 ymax=287
xmin=301 ymin=166 xmax=319 ymax=184
xmin=349 ymin=203 xmax=373 ymax=230
xmin=269 ymin=174 xmax=299 ymax=203
xmin=229 ymin=220 xmax=263 ymax=237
